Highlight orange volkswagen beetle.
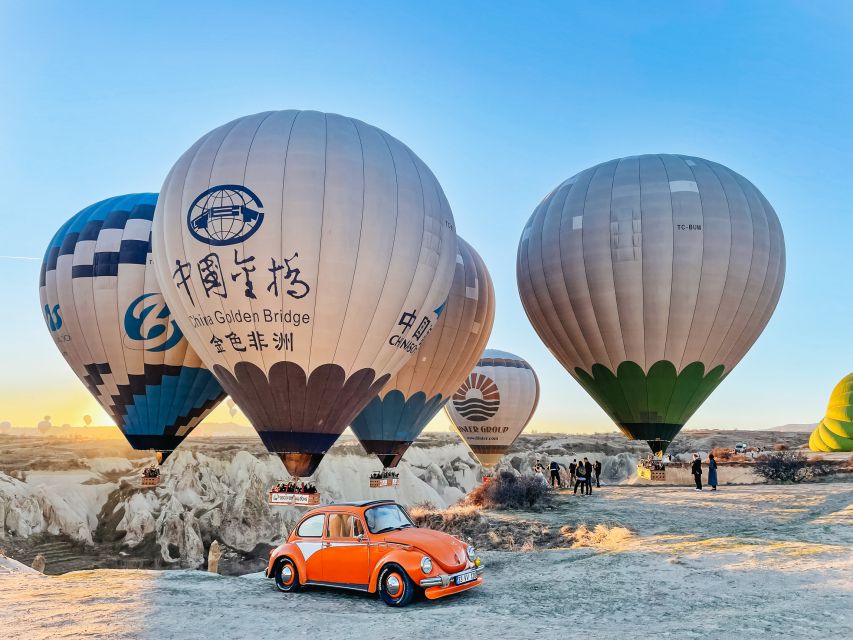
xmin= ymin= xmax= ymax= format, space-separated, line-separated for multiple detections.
xmin=266 ymin=500 xmax=483 ymax=606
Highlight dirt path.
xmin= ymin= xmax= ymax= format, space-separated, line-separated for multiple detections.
xmin=1 ymin=483 xmax=851 ymax=639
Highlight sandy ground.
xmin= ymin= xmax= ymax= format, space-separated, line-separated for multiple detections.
xmin=1 ymin=483 xmax=850 ymax=640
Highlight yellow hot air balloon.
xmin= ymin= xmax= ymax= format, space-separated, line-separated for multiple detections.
xmin=350 ymin=236 xmax=495 ymax=468
xmin=810 ymin=374 xmax=853 ymax=452
xmin=445 ymin=350 xmax=539 ymax=466
xmin=153 ymin=111 xmax=457 ymax=478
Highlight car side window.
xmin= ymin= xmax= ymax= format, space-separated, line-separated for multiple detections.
xmin=327 ymin=513 xmax=365 ymax=539
xmin=296 ymin=514 xmax=325 ymax=538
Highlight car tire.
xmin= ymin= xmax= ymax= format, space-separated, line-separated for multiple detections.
xmin=378 ymin=563 xmax=416 ymax=607
xmin=273 ymin=557 xmax=301 ymax=593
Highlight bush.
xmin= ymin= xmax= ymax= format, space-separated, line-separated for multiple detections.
xmin=466 ymin=470 xmax=550 ymax=510
xmin=710 ymin=447 xmax=734 ymax=461
xmin=754 ymin=450 xmax=832 ymax=483
xmin=773 ymin=443 xmax=788 ymax=451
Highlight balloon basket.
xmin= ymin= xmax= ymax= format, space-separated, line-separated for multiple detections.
xmin=369 ymin=477 xmax=399 ymax=488
xmin=481 ymin=476 xmax=492 ymax=486
xmin=141 ymin=469 xmax=161 ymax=488
xmin=637 ymin=463 xmax=666 ymax=482
xmin=268 ymin=490 xmax=321 ymax=507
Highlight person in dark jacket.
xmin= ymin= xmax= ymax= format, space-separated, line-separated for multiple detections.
xmin=574 ymin=465 xmax=586 ymax=495
xmin=583 ymin=458 xmax=593 ymax=494
xmin=549 ymin=460 xmax=561 ymax=488
xmin=593 ymin=460 xmax=602 ymax=487
xmin=691 ymin=453 xmax=703 ymax=490
xmin=707 ymin=453 xmax=718 ymax=490
xmin=569 ymin=459 xmax=577 ymax=485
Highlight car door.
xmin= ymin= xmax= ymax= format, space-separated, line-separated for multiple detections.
xmin=321 ymin=512 xmax=370 ymax=589
xmin=293 ymin=513 xmax=326 ymax=581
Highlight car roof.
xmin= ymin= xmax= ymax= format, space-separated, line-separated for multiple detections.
xmin=301 ymin=500 xmax=396 ymax=516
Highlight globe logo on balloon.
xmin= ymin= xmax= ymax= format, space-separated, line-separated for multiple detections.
xmin=187 ymin=184 xmax=264 ymax=246
xmin=452 ymin=373 xmax=500 ymax=422
xmin=123 ymin=293 xmax=184 ymax=353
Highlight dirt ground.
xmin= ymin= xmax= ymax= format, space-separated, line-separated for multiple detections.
xmin=1 ymin=482 xmax=850 ymax=639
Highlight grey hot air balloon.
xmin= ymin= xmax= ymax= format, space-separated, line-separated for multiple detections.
xmin=350 ymin=236 xmax=495 ymax=467
xmin=153 ymin=110 xmax=457 ymax=478
xmin=517 ymin=154 xmax=785 ymax=454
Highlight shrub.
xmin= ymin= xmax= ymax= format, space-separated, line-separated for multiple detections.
xmin=773 ymin=443 xmax=788 ymax=451
xmin=754 ymin=451 xmax=832 ymax=483
xmin=710 ymin=447 xmax=734 ymax=461
xmin=466 ymin=470 xmax=550 ymax=510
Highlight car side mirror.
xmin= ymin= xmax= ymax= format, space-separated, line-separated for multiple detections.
xmin=357 ymin=533 xmax=366 ymax=542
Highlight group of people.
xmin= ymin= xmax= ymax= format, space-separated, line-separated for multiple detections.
xmin=369 ymin=470 xmax=399 ymax=480
xmin=690 ymin=452 xmax=718 ymax=491
xmin=533 ymin=458 xmax=603 ymax=495
xmin=271 ymin=481 xmax=317 ymax=494
xmin=141 ymin=467 xmax=160 ymax=478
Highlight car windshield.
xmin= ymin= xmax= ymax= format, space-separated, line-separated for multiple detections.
xmin=364 ymin=504 xmax=415 ymax=534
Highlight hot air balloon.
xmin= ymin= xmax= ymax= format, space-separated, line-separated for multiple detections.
xmin=809 ymin=374 xmax=853 ymax=452
xmin=0 ymin=421 xmax=11 ymax=433
xmin=445 ymin=349 xmax=540 ymax=467
xmin=350 ymin=236 xmax=495 ymax=482
xmin=152 ymin=110 xmax=457 ymax=486
xmin=226 ymin=397 xmax=238 ymax=418
xmin=517 ymin=154 xmax=785 ymax=455
xmin=82 ymin=414 xmax=93 ymax=426
xmin=37 ymin=416 xmax=52 ymax=435
xmin=39 ymin=194 xmax=226 ymax=469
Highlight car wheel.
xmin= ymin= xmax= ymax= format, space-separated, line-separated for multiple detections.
xmin=378 ymin=563 xmax=415 ymax=607
xmin=274 ymin=557 xmax=301 ymax=593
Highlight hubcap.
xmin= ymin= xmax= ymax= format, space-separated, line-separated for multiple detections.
xmin=386 ymin=574 xmax=402 ymax=597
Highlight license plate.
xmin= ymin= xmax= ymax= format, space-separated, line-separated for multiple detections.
xmin=455 ymin=570 xmax=476 ymax=585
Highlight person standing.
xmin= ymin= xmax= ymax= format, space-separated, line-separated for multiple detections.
xmin=708 ymin=453 xmax=718 ymax=491
xmin=569 ymin=459 xmax=577 ymax=486
xmin=593 ymin=460 xmax=602 ymax=487
xmin=574 ymin=465 xmax=586 ymax=495
xmin=691 ymin=453 xmax=703 ymax=491
xmin=549 ymin=460 xmax=561 ymax=488
xmin=583 ymin=457 xmax=593 ymax=494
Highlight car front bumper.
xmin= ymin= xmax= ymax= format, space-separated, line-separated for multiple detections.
xmin=419 ymin=564 xmax=484 ymax=589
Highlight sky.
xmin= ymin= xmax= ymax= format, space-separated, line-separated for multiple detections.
xmin=1 ymin=1 xmax=852 ymax=435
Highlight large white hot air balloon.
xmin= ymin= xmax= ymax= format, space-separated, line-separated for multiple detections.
xmin=152 ymin=110 xmax=457 ymax=478
xmin=445 ymin=349 xmax=540 ymax=466
xmin=40 ymin=194 xmax=226 ymax=461
xmin=350 ymin=236 xmax=495 ymax=468
xmin=517 ymin=154 xmax=785 ymax=454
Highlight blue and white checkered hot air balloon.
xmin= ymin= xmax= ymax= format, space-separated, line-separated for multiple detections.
xmin=39 ymin=193 xmax=226 ymax=462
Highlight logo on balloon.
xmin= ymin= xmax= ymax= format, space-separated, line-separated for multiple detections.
xmin=124 ymin=293 xmax=184 ymax=352
xmin=187 ymin=184 xmax=264 ymax=246
xmin=44 ymin=303 xmax=63 ymax=331
xmin=453 ymin=373 xmax=500 ymax=422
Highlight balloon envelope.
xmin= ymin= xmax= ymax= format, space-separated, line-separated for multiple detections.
xmin=445 ymin=349 xmax=539 ymax=467
xmin=810 ymin=373 xmax=853 ymax=452
xmin=40 ymin=194 xmax=226 ymax=457
xmin=350 ymin=236 xmax=495 ymax=467
xmin=517 ymin=154 xmax=785 ymax=453
xmin=152 ymin=111 xmax=457 ymax=476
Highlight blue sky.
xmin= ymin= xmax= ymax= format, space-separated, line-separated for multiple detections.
xmin=1 ymin=1 xmax=851 ymax=432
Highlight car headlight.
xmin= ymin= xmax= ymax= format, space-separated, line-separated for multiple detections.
xmin=466 ymin=545 xmax=475 ymax=561
xmin=420 ymin=556 xmax=433 ymax=574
